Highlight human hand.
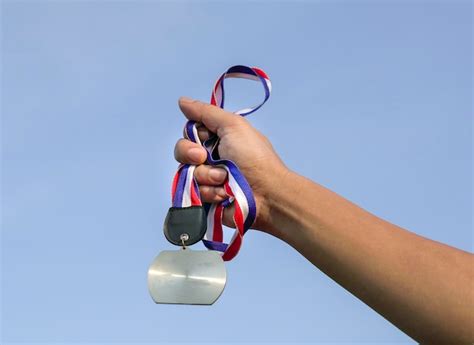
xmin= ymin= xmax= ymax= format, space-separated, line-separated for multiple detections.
xmin=174 ymin=97 xmax=288 ymax=232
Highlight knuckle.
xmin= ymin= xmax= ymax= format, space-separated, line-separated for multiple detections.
xmin=202 ymin=102 xmax=213 ymax=110
xmin=236 ymin=115 xmax=250 ymax=127
xmin=193 ymin=100 xmax=205 ymax=111
xmin=175 ymin=138 xmax=187 ymax=149
xmin=194 ymin=165 xmax=206 ymax=181
xmin=201 ymin=103 xmax=215 ymax=116
xmin=174 ymin=138 xmax=189 ymax=159
xmin=199 ymin=185 xmax=212 ymax=197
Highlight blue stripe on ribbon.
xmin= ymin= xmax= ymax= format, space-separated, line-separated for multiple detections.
xmin=227 ymin=65 xmax=258 ymax=75
xmin=202 ymin=239 xmax=228 ymax=252
xmin=185 ymin=120 xmax=196 ymax=141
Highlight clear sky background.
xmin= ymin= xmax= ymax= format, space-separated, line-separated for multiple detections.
xmin=1 ymin=1 xmax=472 ymax=344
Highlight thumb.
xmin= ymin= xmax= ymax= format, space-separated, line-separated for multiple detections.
xmin=178 ymin=97 xmax=243 ymax=135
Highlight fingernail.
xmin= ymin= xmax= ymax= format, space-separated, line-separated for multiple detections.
xmin=188 ymin=147 xmax=204 ymax=162
xmin=179 ymin=96 xmax=194 ymax=104
xmin=209 ymin=168 xmax=226 ymax=182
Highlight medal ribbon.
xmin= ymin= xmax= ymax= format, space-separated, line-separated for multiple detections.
xmin=171 ymin=65 xmax=271 ymax=261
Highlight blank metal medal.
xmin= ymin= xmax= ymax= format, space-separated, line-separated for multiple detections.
xmin=147 ymin=249 xmax=226 ymax=305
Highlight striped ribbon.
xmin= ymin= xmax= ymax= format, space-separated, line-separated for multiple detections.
xmin=171 ymin=65 xmax=271 ymax=261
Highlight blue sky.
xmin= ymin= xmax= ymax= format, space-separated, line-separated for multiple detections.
xmin=1 ymin=1 xmax=472 ymax=343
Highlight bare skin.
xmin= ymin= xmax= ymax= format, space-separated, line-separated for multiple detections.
xmin=175 ymin=97 xmax=474 ymax=343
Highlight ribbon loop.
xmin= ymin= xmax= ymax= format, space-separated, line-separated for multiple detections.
xmin=171 ymin=65 xmax=271 ymax=261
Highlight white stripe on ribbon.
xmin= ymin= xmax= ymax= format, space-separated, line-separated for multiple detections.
xmin=182 ymin=165 xmax=195 ymax=207
xmin=205 ymin=203 xmax=216 ymax=241
xmin=192 ymin=124 xmax=201 ymax=146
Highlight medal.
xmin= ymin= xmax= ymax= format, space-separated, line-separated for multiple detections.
xmin=148 ymin=248 xmax=226 ymax=305
xmin=148 ymin=65 xmax=272 ymax=305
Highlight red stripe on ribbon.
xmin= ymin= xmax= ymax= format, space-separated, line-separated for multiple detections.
xmin=252 ymin=67 xmax=269 ymax=80
xmin=222 ymin=232 xmax=242 ymax=261
xmin=171 ymin=170 xmax=180 ymax=200
xmin=222 ymin=182 xmax=245 ymax=261
xmin=213 ymin=204 xmax=224 ymax=242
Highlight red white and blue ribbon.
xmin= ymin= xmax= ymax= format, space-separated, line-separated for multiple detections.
xmin=171 ymin=65 xmax=271 ymax=261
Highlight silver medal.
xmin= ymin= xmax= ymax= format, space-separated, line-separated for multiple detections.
xmin=147 ymin=248 xmax=226 ymax=305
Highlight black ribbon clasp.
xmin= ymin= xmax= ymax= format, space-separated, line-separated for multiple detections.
xmin=163 ymin=206 xmax=207 ymax=246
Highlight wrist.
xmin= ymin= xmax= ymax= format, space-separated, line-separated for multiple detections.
xmin=257 ymin=166 xmax=298 ymax=236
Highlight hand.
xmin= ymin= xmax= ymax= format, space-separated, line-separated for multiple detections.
xmin=174 ymin=97 xmax=288 ymax=232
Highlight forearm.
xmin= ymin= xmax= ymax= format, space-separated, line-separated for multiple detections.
xmin=265 ymin=170 xmax=473 ymax=343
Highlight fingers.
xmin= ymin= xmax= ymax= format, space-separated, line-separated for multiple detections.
xmin=174 ymin=138 xmax=228 ymax=184
xmin=194 ymin=164 xmax=228 ymax=203
xmin=194 ymin=165 xmax=227 ymax=185
xmin=198 ymin=182 xmax=238 ymax=219
xmin=178 ymin=97 xmax=244 ymax=134
xmin=222 ymin=205 xmax=235 ymax=228
xmin=174 ymin=139 xmax=207 ymax=165
xmin=174 ymin=139 xmax=229 ymax=204
xmin=199 ymin=185 xmax=228 ymax=203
